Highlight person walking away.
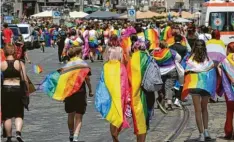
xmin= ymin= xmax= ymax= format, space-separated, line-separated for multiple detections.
xmin=169 ymin=34 xmax=188 ymax=59
xmin=152 ymin=41 xmax=181 ymax=112
xmin=82 ymin=26 xmax=90 ymax=60
xmin=88 ymin=25 xmax=99 ymax=62
xmin=51 ymin=27 xmax=59 ymax=48
xmin=2 ymin=23 xmax=13 ymax=45
xmin=186 ymin=25 xmax=197 ymax=48
xmin=64 ymin=47 xmax=93 ymax=142
xmin=31 ymin=27 xmax=40 ymax=49
xmin=198 ymin=26 xmax=211 ymax=43
xmin=181 ymin=40 xmax=216 ymax=141
xmin=95 ymin=43 xmax=129 ymax=142
xmin=1 ymin=44 xmax=29 ymax=142
xmin=39 ymin=28 xmax=45 ymax=53
xmin=57 ymin=26 xmax=67 ymax=63
xmin=218 ymin=42 xmax=234 ymax=140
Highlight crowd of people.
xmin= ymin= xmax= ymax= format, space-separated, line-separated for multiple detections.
xmin=0 ymin=19 xmax=234 ymax=142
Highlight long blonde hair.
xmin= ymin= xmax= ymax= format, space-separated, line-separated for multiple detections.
xmin=103 ymin=46 xmax=123 ymax=62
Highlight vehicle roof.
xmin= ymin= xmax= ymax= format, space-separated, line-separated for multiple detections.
xmin=8 ymin=24 xmax=18 ymax=27
xmin=17 ymin=24 xmax=31 ymax=27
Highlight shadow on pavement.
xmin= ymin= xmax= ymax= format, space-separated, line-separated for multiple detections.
xmin=218 ymin=136 xmax=234 ymax=140
xmin=185 ymin=138 xmax=216 ymax=142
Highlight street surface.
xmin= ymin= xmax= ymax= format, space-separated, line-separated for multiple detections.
xmin=1 ymin=48 xmax=230 ymax=142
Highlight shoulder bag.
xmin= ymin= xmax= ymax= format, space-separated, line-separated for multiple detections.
xmin=19 ymin=61 xmax=30 ymax=110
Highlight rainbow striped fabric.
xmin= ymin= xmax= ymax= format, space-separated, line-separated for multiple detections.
xmin=127 ymin=51 xmax=149 ymax=135
xmin=144 ymin=29 xmax=159 ymax=50
xmin=166 ymin=36 xmax=187 ymax=47
xmin=120 ymin=36 xmax=132 ymax=63
xmin=221 ymin=53 xmax=234 ymax=101
xmin=38 ymin=57 xmax=90 ymax=101
xmin=152 ymin=48 xmax=174 ymax=66
xmin=206 ymin=39 xmax=226 ymax=63
xmin=182 ymin=68 xmax=217 ymax=100
xmin=95 ymin=60 xmax=130 ymax=129
xmin=111 ymin=29 xmax=121 ymax=38
xmin=33 ymin=64 xmax=43 ymax=74
xmin=161 ymin=26 xmax=172 ymax=41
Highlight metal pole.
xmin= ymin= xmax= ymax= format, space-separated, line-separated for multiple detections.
xmin=80 ymin=0 xmax=83 ymax=11
xmin=44 ymin=0 xmax=46 ymax=6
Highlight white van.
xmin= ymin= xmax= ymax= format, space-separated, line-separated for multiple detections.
xmin=17 ymin=24 xmax=33 ymax=49
xmin=200 ymin=0 xmax=234 ymax=45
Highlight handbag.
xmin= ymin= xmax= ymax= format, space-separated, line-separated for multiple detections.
xmin=19 ymin=62 xmax=30 ymax=110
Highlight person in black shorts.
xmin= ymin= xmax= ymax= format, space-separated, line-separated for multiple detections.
xmin=64 ymin=47 xmax=93 ymax=142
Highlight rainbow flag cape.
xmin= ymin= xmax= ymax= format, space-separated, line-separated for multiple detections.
xmin=182 ymin=68 xmax=217 ymax=100
xmin=166 ymin=36 xmax=187 ymax=47
xmin=161 ymin=26 xmax=172 ymax=41
xmin=33 ymin=64 xmax=43 ymax=74
xmin=152 ymin=48 xmax=175 ymax=66
xmin=38 ymin=58 xmax=90 ymax=101
xmin=206 ymin=39 xmax=226 ymax=63
xmin=127 ymin=51 xmax=149 ymax=135
xmin=120 ymin=36 xmax=132 ymax=63
xmin=144 ymin=29 xmax=159 ymax=50
xmin=95 ymin=60 xmax=129 ymax=129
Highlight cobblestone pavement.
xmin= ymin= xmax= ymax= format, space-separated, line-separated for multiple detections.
xmin=1 ymin=48 xmax=231 ymax=142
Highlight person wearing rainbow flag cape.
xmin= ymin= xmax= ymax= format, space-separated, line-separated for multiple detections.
xmin=88 ymin=25 xmax=99 ymax=62
xmin=95 ymin=41 xmax=130 ymax=142
xmin=39 ymin=46 xmax=93 ymax=142
xmin=218 ymin=42 xmax=234 ymax=140
xmin=181 ymin=40 xmax=217 ymax=142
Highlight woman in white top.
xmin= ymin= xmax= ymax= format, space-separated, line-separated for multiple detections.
xmin=198 ymin=26 xmax=212 ymax=43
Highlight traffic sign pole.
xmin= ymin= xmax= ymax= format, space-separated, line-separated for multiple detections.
xmin=127 ymin=7 xmax=136 ymax=22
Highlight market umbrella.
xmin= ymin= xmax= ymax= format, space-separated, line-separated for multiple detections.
xmin=84 ymin=11 xmax=120 ymax=19
xmin=137 ymin=11 xmax=160 ymax=19
xmin=69 ymin=11 xmax=89 ymax=18
xmin=173 ymin=17 xmax=192 ymax=23
xmin=31 ymin=11 xmax=53 ymax=18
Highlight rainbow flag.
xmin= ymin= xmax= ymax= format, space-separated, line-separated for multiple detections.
xmin=38 ymin=58 xmax=90 ymax=101
xmin=127 ymin=51 xmax=149 ymax=135
xmin=33 ymin=64 xmax=43 ymax=74
xmin=166 ymin=36 xmax=187 ymax=47
xmin=161 ymin=26 xmax=172 ymax=41
xmin=95 ymin=60 xmax=129 ymax=129
xmin=182 ymin=68 xmax=217 ymax=101
xmin=152 ymin=48 xmax=174 ymax=66
xmin=120 ymin=36 xmax=132 ymax=63
xmin=144 ymin=29 xmax=159 ymax=50
xmin=111 ymin=29 xmax=121 ymax=38
xmin=206 ymin=39 xmax=226 ymax=63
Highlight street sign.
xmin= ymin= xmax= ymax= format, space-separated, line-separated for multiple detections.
xmin=128 ymin=8 xmax=136 ymax=22
xmin=52 ymin=11 xmax=61 ymax=18
xmin=4 ymin=16 xmax=14 ymax=23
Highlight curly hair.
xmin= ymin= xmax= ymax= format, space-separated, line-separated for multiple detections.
xmin=227 ymin=42 xmax=234 ymax=54
xmin=191 ymin=39 xmax=209 ymax=63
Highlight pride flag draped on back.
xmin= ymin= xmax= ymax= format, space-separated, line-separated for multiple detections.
xmin=144 ymin=29 xmax=159 ymax=50
xmin=160 ymin=26 xmax=172 ymax=41
xmin=127 ymin=51 xmax=149 ymax=135
xmin=95 ymin=61 xmax=129 ymax=129
xmin=206 ymin=39 xmax=226 ymax=63
xmin=120 ymin=36 xmax=132 ymax=63
xmin=182 ymin=58 xmax=217 ymax=100
xmin=38 ymin=58 xmax=90 ymax=101
xmin=220 ymin=53 xmax=234 ymax=101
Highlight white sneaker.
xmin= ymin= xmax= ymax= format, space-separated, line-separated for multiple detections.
xmin=204 ymin=130 xmax=211 ymax=141
xmin=198 ymin=134 xmax=205 ymax=142
xmin=174 ymin=99 xmax=181 ymax=106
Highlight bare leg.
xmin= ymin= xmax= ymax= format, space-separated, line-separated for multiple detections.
xmin=4 ymin=119 xmax=12 ymax=137
xmin=201 ymin=96 xmax=209 ymax=130
xmin=73 ymin=113 xmax=83 ymax=138
xmin=15 ymin=117 xmax=23 ymax=132
xmin=110 ymin=124 xmax=119 ymax=142
xmin=68 ymin=112 xmax=75 ymax=135
xmin=137 ymin=133 xmax=146 ymax=142
xmin=192 ymin=95 xmax=204 ymax=133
